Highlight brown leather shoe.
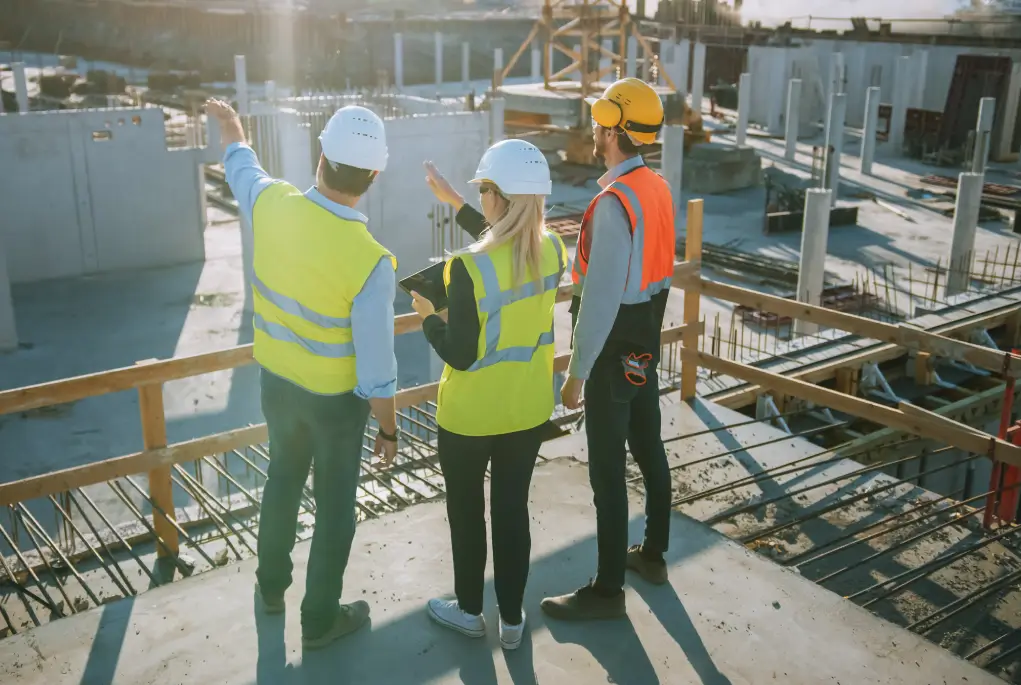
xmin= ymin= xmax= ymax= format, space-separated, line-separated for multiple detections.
xmin=302 ymin=601 xmax=371 ymax=650
xmin=626 ymin=545 xmax=668 ymax=585
xmin=540 ymin=584 xmax=625 ymax=621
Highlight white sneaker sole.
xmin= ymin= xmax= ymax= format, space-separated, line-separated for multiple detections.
xmin=427 ymin=603 xmax=486 ymax=638
xmin=500 ymin=633 xmax=523 ymax=651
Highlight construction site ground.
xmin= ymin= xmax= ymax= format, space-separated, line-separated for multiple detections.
xmin=0 ymin=431 xmax=1002 ymax=685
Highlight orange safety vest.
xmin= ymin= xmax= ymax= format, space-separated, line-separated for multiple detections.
xmin=572 ymin=164 xmax=675 ymax=304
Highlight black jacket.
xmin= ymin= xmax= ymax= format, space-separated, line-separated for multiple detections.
xmin=422 ymin=205 xmax=488 ymax=371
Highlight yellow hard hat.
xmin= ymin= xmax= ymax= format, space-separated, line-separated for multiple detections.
xmin=585 ymin=78 xmax=664 ymax=146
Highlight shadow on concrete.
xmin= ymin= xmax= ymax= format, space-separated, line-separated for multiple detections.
xmin=78 ymin=595 xmax=135 ymax=685
xmin=631 ymin=579 xmax=732 ymax=685
xmin=240 ymin=510 xmax=724 ymax=685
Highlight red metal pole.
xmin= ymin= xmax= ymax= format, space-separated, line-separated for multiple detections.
xmin=983 ymin=351 xmax=1018 ymax=529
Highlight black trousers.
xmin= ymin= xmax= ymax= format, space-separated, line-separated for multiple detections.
xmin=438 ymin=424 xmax=543 ymax=625
xmin=255 ymin=370 xmax=371 ymax=637
xmin=585 ymin=359 xmax=672 ymax=593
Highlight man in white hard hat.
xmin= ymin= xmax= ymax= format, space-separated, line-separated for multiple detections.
xmin=206 ymin=99 xmax=399 ymax=649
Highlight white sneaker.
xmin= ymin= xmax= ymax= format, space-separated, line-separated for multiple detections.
xmin=499 ymin=609 xmax=526 ymax=650
xmin=427 ymin=598 xmax=486 ymax=638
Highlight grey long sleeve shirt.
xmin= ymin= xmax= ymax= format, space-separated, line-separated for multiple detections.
xmin=567 ymin=155 xmax=646 ymax=381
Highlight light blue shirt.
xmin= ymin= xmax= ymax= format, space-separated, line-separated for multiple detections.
xmin=568 ymin=155 xmax=645 ymax=381
xmin=223 ymin=142 xmax=397 ymax=400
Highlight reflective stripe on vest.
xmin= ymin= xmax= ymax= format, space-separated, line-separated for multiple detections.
xmin=253 ymin=313 xmax=356 ymax=359
xmin=252 ymin=273 xmax=352 ymax=330
xmin=468 ymin=234 xmax=566 ymax=372
xmin=571 ymin=165 xmax=675 ymax=304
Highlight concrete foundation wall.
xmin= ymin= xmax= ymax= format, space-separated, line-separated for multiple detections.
xmin=747 ymin=42 xmax=1021 ymax=143
xmin=0 ymin=108 xmax=215 ymax=284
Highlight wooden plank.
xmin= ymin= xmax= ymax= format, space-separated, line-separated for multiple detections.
xmin=681 ymin=200 xmax=704 ymax=400
xmin=710 ymin=305 xmax=1021 ymax=410
xmin=136 ymin=360 xmax=178 ymax=558
xmin=0 ymin=425 xmax=269 ymax=508
xmin=688 ymin=349 xmax=1021 ymax=467
xmin=0 ymin=323 xmax=700 ymax=507
xmin=501 ymin=23 xmax=541 ymax=82
xmin=698 ymin=279 xmax=1021 ymax=375
xmin=0 ymin=263 xmax=699 ymax=417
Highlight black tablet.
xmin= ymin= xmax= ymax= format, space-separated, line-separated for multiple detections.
xmin=399 ymin=261 xmax=449 ymax=312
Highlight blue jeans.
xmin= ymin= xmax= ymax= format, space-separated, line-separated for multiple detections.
xmin=255 ymin=370 xmax=370 ymax=637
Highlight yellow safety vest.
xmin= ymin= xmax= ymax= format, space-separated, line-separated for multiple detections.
xmin=436 ymin=232 xmax=567 ymax=436
xmin=251 ymin=182 xmax=396 ymax=395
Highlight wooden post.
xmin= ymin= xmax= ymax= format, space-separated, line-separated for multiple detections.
xmin=914 ymin=352 xmax=935 ymax=386
xmin=137 ymin=360 xmax=178 ymax=558
xmin=681 ymin=199 xmax=704 ymax=400
xmin=835 ymin=366 xmax=858 ymax=396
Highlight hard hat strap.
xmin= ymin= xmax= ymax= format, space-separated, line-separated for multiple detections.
xmin=622 ymin=119 xmax=663 ymax=134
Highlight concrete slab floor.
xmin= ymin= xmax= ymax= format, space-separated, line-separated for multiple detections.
xmin=0 ymin=457 xmax=999 ymax=685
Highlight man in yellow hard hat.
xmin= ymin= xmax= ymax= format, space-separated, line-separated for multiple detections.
xmin=206 ymin=98 xmax=399 ymax=648
xmin=541 ymin=78 xmax=677 ymax=620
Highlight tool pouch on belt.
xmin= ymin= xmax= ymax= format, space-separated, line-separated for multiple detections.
xmin=621 ymin=352 xmax=653 ymax=386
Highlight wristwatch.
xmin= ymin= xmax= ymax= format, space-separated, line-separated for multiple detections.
xmin=378 ymin=426 xmax=401 ymax=443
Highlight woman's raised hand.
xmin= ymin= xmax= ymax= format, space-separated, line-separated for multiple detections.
xmin=424 ymin=161 xmax=466 ymax=212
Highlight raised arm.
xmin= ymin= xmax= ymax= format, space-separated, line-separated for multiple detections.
xmin=205 ymin=98 xmax=277 ymax=226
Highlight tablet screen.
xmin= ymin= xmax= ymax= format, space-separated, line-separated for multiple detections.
xmin=399 ymin=262 xmax=449 ymax=312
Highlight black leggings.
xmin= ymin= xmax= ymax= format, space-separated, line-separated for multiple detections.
xmin=438 ymin=424 xmax=543 ymax=625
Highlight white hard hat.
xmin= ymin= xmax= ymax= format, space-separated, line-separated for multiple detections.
xmin=318 ymin=105 xmax=388 ymax=172
xmin=469 ymin=139 xmax=551 ymax=196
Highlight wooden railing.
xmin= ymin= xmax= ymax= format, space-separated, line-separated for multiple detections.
xmin=3 ymin=198 xmax=1021 ymax=556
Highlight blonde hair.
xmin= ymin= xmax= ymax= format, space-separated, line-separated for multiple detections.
xmin=469 ymin=194 xmax=546 ymax=288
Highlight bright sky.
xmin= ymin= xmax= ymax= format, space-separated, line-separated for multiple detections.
xmin=625 ymin=0 xmax=970 ymax=26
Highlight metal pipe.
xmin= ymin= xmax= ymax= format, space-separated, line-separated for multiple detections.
xmin=168 ymin=470 xmax=249 ymax=560
xmin=907 ymin=566 xmax=1021 ymax=634
xmin=811 ymin=501 xmax=984 ymax=585
xmin=106 ymin=480 xmax=207 ymax=571
xmin=856 ymin=523 xmax=1021 ymax=606
xmin=0 ymin=520 xmax=64 ymax=616
xmin=965 ymin=625 xmax=1020 ymax=661
xmin=15 ymin=503 xmax=102 ymax=607
xmin=71 ymin=489 xmax=158 ymax=587
xmin=663 ymin=407 xmax=812 ymax=444
xmin=47 ymin=494 xmax=134 ymax=596
xmin=172 ymin=465 xmax=258 ymax=554
xmin=785 ymin=488 xmax=964 ymax=567
xmin=984 ymin=632 xmax=1021 ymax=668
xmin=724 ymin=447 xmax=950 ymax=531
xmin=672 ymin=425 xmax=851 ymax=505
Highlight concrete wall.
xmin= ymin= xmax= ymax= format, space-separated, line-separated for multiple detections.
xmin=747 ymin=41 xmax=1021 ymax=145
xmin=246 ymin=106 xmax=493 ymax=280
xmin=0 ymin=108 xmax=216 ymax=284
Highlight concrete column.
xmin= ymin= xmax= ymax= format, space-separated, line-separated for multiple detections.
xmin=394 ymin=33 xmax=404 ymax=90
xmin=794 ymin=189 xmax=833 ymax=336
xmin=462 ymin=42 xmax=471 ymax=87
xmin=494 ymin=48 xmax=504 ymax=86
xmin=860 ymin=86 xmax=881 ymax=175
xmin=265 ymin=80 xmax=276 ymax=102
xmin=888 ymin=55 xmax=910 ymax=155
xmin=675 ymin=39 xmax=690 ymax=96
xmin=234 ymin=55 xmax=249 ymax=116
xmin=784 ymin=79 xmax=802 ymax=161
xmin=490 ymin=97 xmax=505 ymax=145
xmin=996 ymin=62 xmax=1021 ymax=161
xmin=641 ymin=43 xmax=652 ymax=82
xmin=626 ymin=36 xmax=638 ymax=78
xmin=946 ymin=173 xmax=984 ymax=297
xmin=662 ymin=124 xmax=684 ymax=219
xmin=830 ymin=52 xmax=845 ymax=96
xmin=0 ymin=237 xmax=17 ymax=352
xmin=735 ymin=72 xmax=751 ymax=146
xmin=531 ymin=41 xmax=542 ymax=81
xmin=824 ymin=93 xmax=847 ymax=207
xmin=765 ymin=49 xmax=786 ymax=135
xmin=434 ymin=32 xmax=444 ymax=90
xmin=973 ymin=96 xmax=996 ymax=174
xmin=912 ymin=50 xmax=929 ymax=110
xmin=599 ymin=39 xmax=613 ymax=80
xmin=659 ymin=41 xmax=674 ymax=87
xmin=690 ymin=42 xmax=706 ymax=115
xmin=13 ymin=62 xmax=29 ymax=113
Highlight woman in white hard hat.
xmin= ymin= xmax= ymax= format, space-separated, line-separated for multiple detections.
xmin=412 ymin=140 xmax=566 ymax=650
